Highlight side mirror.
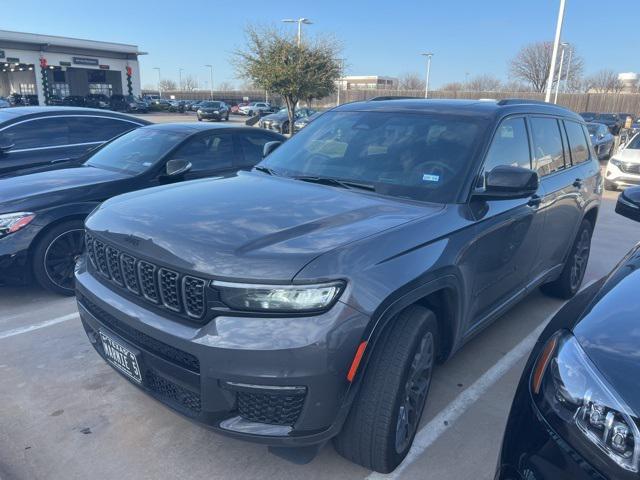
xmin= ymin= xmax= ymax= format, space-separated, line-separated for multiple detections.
xmin=165 ymin=159 xmax=192 ymax=177
xmin=263 ymin=141 xmax=282 ymax=158
xmin=615 ymin=186 xmax=640 ymax=222
xmin=474 ymin=165 xmax=539 ymax=200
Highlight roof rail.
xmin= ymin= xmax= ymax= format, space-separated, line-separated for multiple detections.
xmin=368 ymin=95 xmax=421 ymax=101
xmin=497 ymin=98 xmax=553 ymax=106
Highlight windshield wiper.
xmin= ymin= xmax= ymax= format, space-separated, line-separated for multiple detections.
xmin=294 ymin=176 xmax=376 ymax=192
xmin=254 ymin=165 xmax=278 ymax=176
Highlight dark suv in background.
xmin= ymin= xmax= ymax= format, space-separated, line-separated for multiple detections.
xmin=76 ymin=99 xmax=601 ymax=473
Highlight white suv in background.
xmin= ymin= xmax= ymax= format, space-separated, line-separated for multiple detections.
xmin=605 ymin=133 xmax=640 ymax=190
xmin=238 ymin=102 xmax=271 ymax=116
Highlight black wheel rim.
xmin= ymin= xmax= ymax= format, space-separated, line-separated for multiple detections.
xmin=44 ymin=229 xmax=85 ymax=291
xmin=570 ymin=229 xmax=590 ymax=291
xmin=395 ymin=331 xmax=435 ymax=453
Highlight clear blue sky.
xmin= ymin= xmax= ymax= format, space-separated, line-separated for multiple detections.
xmin=4 ymin=0 xmax=639 ymax=89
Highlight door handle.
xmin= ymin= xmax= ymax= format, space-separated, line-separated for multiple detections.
xmin=573 ymin=178 xmax=583 ymax=188
xmin=527 ymin=194 xmax=542 ymax=207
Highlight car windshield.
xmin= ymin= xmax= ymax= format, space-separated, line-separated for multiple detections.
xmin=260 ymin=110 xmax=486 ymax=203
xmin=599 ymin=114 xmax=617 ymax=121
xmin=85 ymin=128 xmax=188 ymax=175
xmin=587 ymin=124 xmax=599 ymax=134
xmin=201 ymin=101 xmax=221 ymax=108
xmin=627 ymin=134 xmax=640 ymax=149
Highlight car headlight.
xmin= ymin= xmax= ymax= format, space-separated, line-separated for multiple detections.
xmin=532 ymin=331 xmax=640 ymax=472
xmin=211 ymin=280 xmax=344 ymax=313
xmin=0 ymin=212 xmax=35 ymax=239
xmin=610 ymin=158 xmax=624 ymax=168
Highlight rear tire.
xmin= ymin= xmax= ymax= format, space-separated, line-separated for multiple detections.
xmin=32 ymin=219 xmax=85 ymax=296
xmin=333 ymin=305 xmax=438 ymax=473
xmin=541 ymin=218 xmax=592 ymax=299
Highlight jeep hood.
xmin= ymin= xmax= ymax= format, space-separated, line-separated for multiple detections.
xmin=86 ymin=172 xmax=440 ymax=281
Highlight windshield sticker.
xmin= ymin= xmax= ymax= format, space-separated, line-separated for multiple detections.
xmin=422 ymin=174 xmax=440 ymax=182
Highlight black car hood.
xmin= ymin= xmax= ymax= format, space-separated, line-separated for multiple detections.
xmin=86 ymin=171 xmax=437 ymax=281
xmin=573 ymin=243 xmax=640 ymax=413
xmin=0 ymin=165 xmax=128 ymax=212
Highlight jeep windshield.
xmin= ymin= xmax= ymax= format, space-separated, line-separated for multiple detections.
xmin=259 ymin=110 xmax=486 ymax=203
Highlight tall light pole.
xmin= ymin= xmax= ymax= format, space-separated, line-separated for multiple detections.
xmin=545 ymin=0 xmax=566 ymax=103
xmin=154 ymin=67 xmax=161 ymax=97
xmin=554 ymin=42 xmax=568 ymax=104
xmin=563 ymin=45 xmax=573 ymax=93
xmin=336 ymin=58 xmax=345 ymax=107
xmin=204 ymin=64 xmax=214 ymax=99
xmin=178 ymin=68 xmax=184 ymax=91
xmin=421 ymin=53 xmax=434 ymax=99
xmin=282 ymin=18 xmax=313 ymax=46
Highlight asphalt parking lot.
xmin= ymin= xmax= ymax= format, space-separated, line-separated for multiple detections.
xmin=1 ymin=113 xmax=639 ymax=480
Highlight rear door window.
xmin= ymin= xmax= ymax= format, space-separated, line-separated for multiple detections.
xmin=530 ymin=117 xmax=566 ymax=176
xmin=66 ymin=116 xmax=139 ymax=144
xmin=563 ymin=121 xmax=590 ymax=165
xmin=0 ymin=117 xmax=70 ymax=149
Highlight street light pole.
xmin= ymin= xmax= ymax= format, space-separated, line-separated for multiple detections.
xmin=178 ymin=68 xmax=183 ymax=91
xmin=336 ymin=58 xmax=345 ymax=107
xmin=563 ymin=46 xmax=573 ymax=93
xmin=545 ymin=0 xmax=566 ymax=103
xmin=282 ymin=18 xmax=313 ymax=46
xmin=421 ymin=53 xmax=433 ymax=99
xmin=154 ymin=67 xmax=161 ymax=97
xmin=204 ymin=64 xmax=214 ymax=100
xmin=554 ymin=43 xmax=567 ymax=104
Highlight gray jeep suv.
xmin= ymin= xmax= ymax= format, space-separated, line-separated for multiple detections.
xmin=76 ymin=99 xmax=601 ymax=473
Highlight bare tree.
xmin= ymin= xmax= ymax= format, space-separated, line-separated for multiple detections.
xmin=465 ymin=74 xmax=502 ymax=92
xmin=509 ymin=41 xmax=583 ymax=92
xmin=440 ymin=82 xmax=464 ymax=93
xmin=159 ymin=79 xmax=177 ymax=91
xmin=500 ymin=80 xmax=534 ymax=93
xmin=181 ymin=75 xmax=198 ymax=92
xmin=216 ymin=81 xmax=235 ymax=91
xmin=398 ymin=72 xmax=425 ymax=91
xmin=584 ymin=69 xmax=624 ymax=93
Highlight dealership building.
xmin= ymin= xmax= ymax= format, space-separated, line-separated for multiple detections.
xmin=0 ymin=30 xmax=143 ymax=105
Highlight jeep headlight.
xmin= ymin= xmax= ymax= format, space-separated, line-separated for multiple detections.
xmin=212 ymin=280 xmax=344 ymax=313
xmin=532 ymin=331 xmax=640 ymax=473
xmin=0 ymin=212 xmax=35 ymax=239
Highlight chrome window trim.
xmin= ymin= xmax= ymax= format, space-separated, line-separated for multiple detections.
xmin=0 ymin=114 xmax=145 ymax=151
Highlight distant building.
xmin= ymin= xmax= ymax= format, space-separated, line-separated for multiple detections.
xmin=0 ymin=30 xmax=144 ymax=105
xmin=337 ymin=75 xmax=399 ymax=90
xmin=618 ymin=72 xmax=639 ymax=93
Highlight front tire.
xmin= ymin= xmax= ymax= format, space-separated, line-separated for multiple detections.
xmin=333 ymin=305 xmax=438 ymax=473
xmin=32 ymin=219 xmax=85 ymax=296
xmin=541 ymin=218 xmax=593 ymax=299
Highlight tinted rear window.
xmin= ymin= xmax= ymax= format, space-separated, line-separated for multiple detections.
xmin=530 ymin=117 xmax=566 ymax=176
xmin=564 ymin=121 xmax=590 ymax=164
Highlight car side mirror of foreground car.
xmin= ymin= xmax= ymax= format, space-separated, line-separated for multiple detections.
xmin=615 ymin=186 xmax=640 ymax=222
xmin=165 ymin=159 xmax=192 ymax=177
xmin=474 ymin=165 xmax=539 ymax=200
xmin=263 ymin=141 xmax=282 ymax=158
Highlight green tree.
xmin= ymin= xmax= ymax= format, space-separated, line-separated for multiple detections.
xmin=234 ymin=25 xmax=342 ymax=132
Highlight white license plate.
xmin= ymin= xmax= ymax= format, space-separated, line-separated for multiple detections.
xmin=100 ymin=331 xmax=142 ymax=383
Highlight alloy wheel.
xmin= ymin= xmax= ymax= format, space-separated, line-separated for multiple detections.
xmin=395 ymin=331 xmax=435 ymax=453
xmin=570 ymin=229 xmax=590 ymax=291
xmin=44 ymin=229 xmax=85 ymax=291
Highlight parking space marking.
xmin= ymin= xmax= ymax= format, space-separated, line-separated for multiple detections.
xmin=0 ymin=312 xmax=78 ymax=340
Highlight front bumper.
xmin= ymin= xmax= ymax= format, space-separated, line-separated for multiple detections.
xmin=605 ymin=162 xmax=640 ymax=188
xmin=198 ymin=111 xmax=224 ymax=120
xmin=75 ymin=264 xmax=368 ymax=446
xmin=0 ymin=224 xmax=41 ymax=284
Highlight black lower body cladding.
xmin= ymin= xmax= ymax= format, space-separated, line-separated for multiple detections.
xmin=75 ymin=261 xmax=369 ymax=446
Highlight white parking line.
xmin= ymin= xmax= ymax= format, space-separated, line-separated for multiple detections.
xmin=0 ymin=312 xmax=79 ymax=340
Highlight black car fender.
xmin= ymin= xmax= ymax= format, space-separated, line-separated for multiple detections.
xmin=28 ymin=201 xmax=100 ymax=251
